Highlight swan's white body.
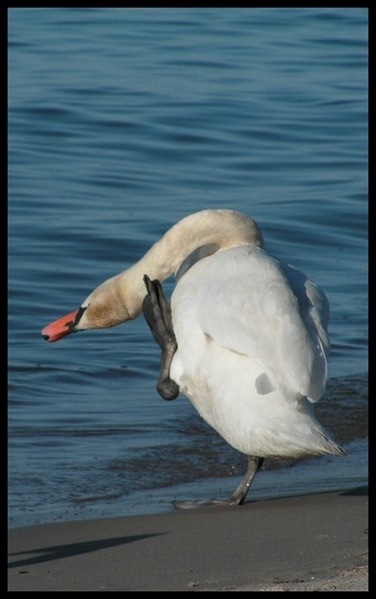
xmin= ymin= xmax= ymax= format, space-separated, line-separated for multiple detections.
xmin=42 ymin=209 xmax=343 ymax=464
xmin=170 ymin=245 xmax=336 ymax=458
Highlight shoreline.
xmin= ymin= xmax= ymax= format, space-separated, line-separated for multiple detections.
xmin=8 ymin=486 xmax=368 ymax=591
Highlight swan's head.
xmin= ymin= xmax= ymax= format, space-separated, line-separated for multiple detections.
xmin=41 ymin=274 xmax=139 ymax=342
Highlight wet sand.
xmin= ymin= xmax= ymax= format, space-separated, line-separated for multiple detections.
xmin=8 ymin=486 xmax=368 ymax=592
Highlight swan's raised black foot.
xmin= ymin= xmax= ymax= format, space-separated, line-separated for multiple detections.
xmin=142 ymin=275 xmax=180 ymax=400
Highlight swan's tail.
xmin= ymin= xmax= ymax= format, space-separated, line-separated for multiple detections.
xmin=316 ymin=432 xmax=346 ymax=456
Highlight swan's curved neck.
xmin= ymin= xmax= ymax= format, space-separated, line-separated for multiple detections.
xmin=135 ymin=209 xmax=262 ymax=280
xmin=122 ymin=210 xmax=262 ymax=308
xmin=82 ymin=210 xmax=263 ymax=327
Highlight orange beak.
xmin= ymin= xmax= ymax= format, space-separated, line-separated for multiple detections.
xmin=41 ymin=309 xmax=80 ymax=343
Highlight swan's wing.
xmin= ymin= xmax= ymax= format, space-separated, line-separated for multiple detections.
xmin=187 ymin=246 xmax=329 ymax=403
xmin=279 ymin=262 xmax=330 ymax=401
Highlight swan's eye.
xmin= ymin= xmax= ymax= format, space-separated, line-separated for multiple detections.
xmin=69 ymin=305 xmax=88 ymax=331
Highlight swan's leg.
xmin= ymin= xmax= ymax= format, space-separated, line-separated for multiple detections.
xmin=142 ymin=275 xmax=180 ymax=400
xmin=174 ymin=456 xmax=264 ymax=509
xmin=227 ymin=456 xmax=264 ymax=505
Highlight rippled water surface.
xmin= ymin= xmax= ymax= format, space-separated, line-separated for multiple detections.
xmin=8 ymin=8 xmax=368 ymax=528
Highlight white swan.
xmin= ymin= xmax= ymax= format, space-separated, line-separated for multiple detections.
xmin=42 ymin=209 xmax=344 ymax=505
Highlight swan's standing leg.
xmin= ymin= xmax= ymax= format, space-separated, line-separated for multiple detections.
xmin=142 ymin=275 xmax=180 ymax=400
xmin=227 ymin=456 xmax=264 ymax=505
xmin=174 ymin=456 xmax=265 ymax=509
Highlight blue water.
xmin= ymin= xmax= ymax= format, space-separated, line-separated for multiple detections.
xmin=8 ymin=8 xmax=368 ymax=528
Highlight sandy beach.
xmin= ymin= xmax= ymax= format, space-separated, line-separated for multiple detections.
xmin=8 ymin=486 xmax=368 ymax=592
